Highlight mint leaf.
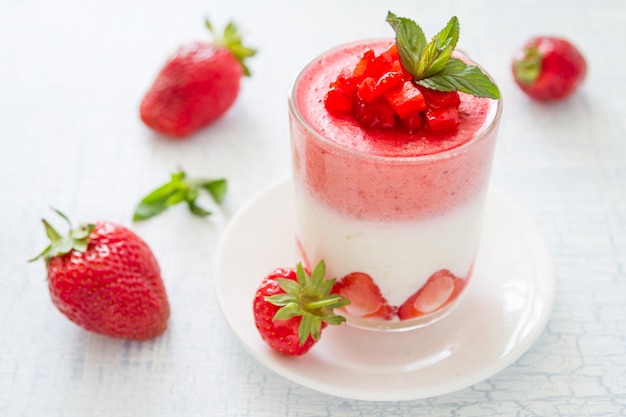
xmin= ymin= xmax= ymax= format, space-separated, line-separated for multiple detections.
xmin=386 ymin=11 xmax=426 ymax=77
xmin=133 ymin=170 xmax=227 ymax=221
xmin=199 ymin=179 xmax=227 ymax=204
xmin=134 ymin=200 xmax=168 ymax=221
xmin=387 ymin=13 xmax=500 ymax=99
xmin=415 ymin=58 xmax=500 ymax=99
xmin=416 ymin=16 xmax=459 ymax=79
xmin=187 ymin=200 xmax=213 ymax=217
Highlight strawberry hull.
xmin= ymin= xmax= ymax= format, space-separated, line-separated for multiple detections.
xmin=289 ymin=40 xmax=501 ymax=331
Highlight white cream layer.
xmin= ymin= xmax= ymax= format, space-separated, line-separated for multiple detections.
xmin=294 ymin=186 xmax=487 ymax=306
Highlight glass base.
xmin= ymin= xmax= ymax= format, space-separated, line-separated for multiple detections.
xmin=341 ymin=287 xmax=468 ymax=332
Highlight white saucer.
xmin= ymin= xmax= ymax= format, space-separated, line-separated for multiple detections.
xmin=214 ymin=177 xmax=555 ymax=402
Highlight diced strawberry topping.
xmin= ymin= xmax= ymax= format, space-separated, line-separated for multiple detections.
xmin=323 ymin=42 xmax=463 ymax=135
xmin=373 ymin=71 xmax=405 ymax=97
xmin=352 ymin=49 xmax=376 ymax=80
xmin=353 ymin=97 xmax=397 ymax=130
xmin=384 ymin=81 xmax=427 ymax=119
xmin=358 ymin=71 xmax=406 ymax=103
xmin=325 ymin=86 xmax=353 ymax=113
xmin=374 ymin=44 xmax=401 ymax=70
xmin=401 ymin=111 xmax=425 ymax=133
xmin=333 ymin=272 xmax=395 ymax=320
xmin=416 ymin=85 xmax=461 ymax=108
xmin=397 ymin=269 xmax=462 ymax=320
xmin=425 ymin=107 xmax=459 ymax=132
xmin=389 ymin=60 xmax=412 ymax=81
xmin=356 ymin=77 xmax=377 ymax=102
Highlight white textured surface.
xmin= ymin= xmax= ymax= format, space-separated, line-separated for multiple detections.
xmin=1 ymin=0 xmax=625 ymax=415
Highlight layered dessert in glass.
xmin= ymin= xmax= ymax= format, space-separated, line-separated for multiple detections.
xmin=288 ymin=20 xmax=501 ymax=331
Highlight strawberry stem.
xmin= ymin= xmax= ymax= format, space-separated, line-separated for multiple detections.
xmin=304 ymin=296 xmax=347 ymax=311
xmin=513 ymin=46 xmax=542 ymax=85
xmin=29 ymin=209 xmax=94 ymax=263
xmin=205 ymin=17 xmax=256 ymax=77
xmin=267 ymin=261 xmax=351 ymax=345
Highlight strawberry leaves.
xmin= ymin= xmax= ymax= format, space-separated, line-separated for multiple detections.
xmin=205 ymin=17 xmax=256 ymax=77
xmin=265 ymin=261 xmax=350 ymax=345
xmin=29 ymin=209 xmax=94 ymax=263
xmin=133 ymin=170 xmax=227 ymax=221
xmin=386 ymin=12 xmax=500 ymax=99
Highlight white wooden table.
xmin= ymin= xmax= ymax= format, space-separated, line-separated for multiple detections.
xmin=1 ymin=0 xmax=624 ymax=415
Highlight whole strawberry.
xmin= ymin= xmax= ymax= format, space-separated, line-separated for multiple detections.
xmin=140 ymin=18 xmax=256 ymax=138
xmin=512 ymin=36 xmax=586 ymax=101
xmin=30 ymin=210 xmax=170 ymax=340
xmin=253 ymin=261 xmax=349 ymax=356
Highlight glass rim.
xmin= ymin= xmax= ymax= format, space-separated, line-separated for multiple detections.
xmin=288 ymin=38 xmax=503 ymax=163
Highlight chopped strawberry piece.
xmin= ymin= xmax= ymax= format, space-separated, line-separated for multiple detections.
xmin=398 ymin=270 xmax=460 ymax=320
xmin=358 ymin=72 xmax=405 ymax=102
xmin=352 ymin=49 xmax=376 ymax=80
xmin=384 ymin=81 xmax=427 ymax=120
xmin=416 ymin=85 xmax=461 ymax=109
xmin=325 ymin=87 xmax=353 ymax=113
xmin=373 ymin=71 xmax=405 ymax=96
xmin=329 ymin=74 xmax=350 ymax=89
xmin=356 ymin=77 xmax=377 ymax=102
xmin=425 ymin=107 xmax=459 ymax=132
xmin=333 ymin=272 xmax=395 ymax=320
xmin=449 ymin=274 xmax=468 ymax=301
xmin=353 ymin=97 xmax=397 ymax=129
xmin=390 ymin=60 xmax=412 ymax=81
xmin=379 ymin=44 xmax=400 ymax=65
xmin=401 ymin=111 xmax=425 ymax=133
xmin=371 ymin=44 xmax=399 ymax=74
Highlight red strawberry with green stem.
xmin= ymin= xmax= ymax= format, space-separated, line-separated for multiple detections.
xmin=324 ymin=12 xmax=500 ymax=133
xmin=253 ymin=261 xmax=349 ymax=356
xmin=30 ymin=209 xmax=170 ymax=340
xmin=512 ymin=36 xmax=586 ymax=101
xmin=140 ymin=18 xmax=256 ymax=138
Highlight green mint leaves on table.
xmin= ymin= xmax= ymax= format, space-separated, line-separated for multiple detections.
xmin=133 ymin=170 xmax=227 ymax=221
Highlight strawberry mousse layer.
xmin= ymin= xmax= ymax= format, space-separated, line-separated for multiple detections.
xmin=289 ymin=40 xmax=501 ymax=329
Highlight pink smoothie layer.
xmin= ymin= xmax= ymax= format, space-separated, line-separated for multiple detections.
xmin=290 ymin=39 xmax=500 ymax=221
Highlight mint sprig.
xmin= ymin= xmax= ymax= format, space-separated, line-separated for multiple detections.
xmin=133 ymin=170 xmax=227 ymax=221
xmin=386 ymin=13 xmax=427 ymax=80
xmin=417 ymin=58 xmax=501 ymax=98
xmin=386 ymin=12 xmax=500 ymax=99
